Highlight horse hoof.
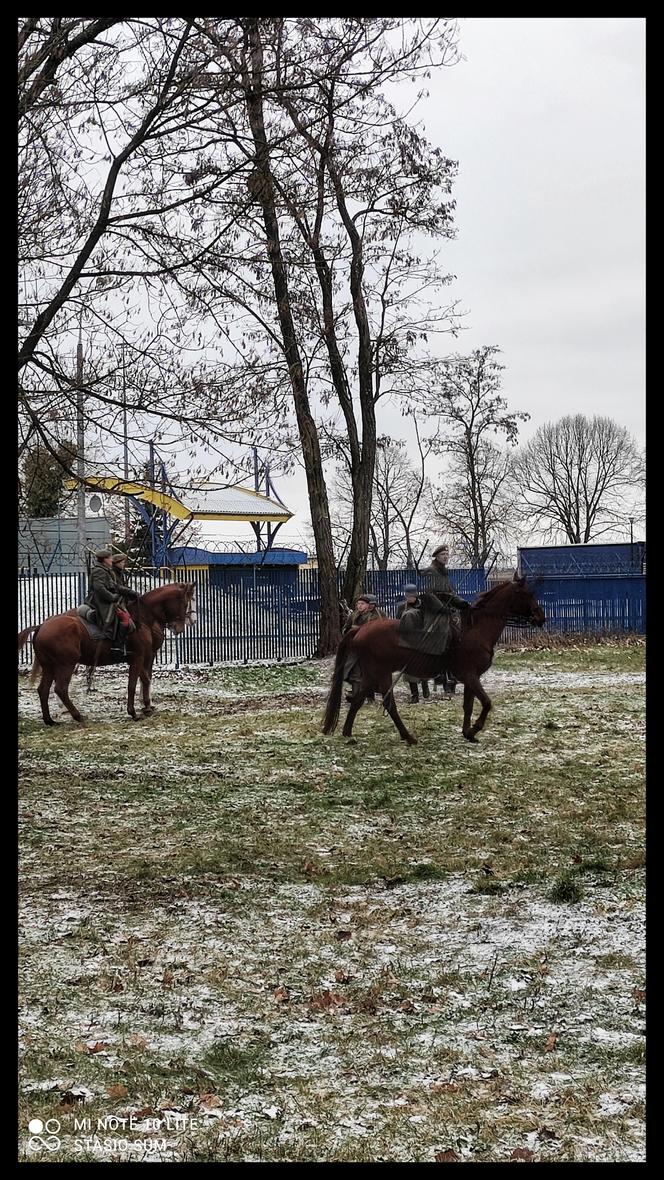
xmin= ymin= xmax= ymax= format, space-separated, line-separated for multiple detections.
xmin=463 ymin=732 xmax=478 ymax=743
xmin=344 ymin=736 xmax=357 ymax=745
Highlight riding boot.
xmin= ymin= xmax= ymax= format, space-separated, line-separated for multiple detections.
xmin=421 ymin=681 xmax=430 ymax=699
xmin=409 ymin=683 xmax=419 ymax=703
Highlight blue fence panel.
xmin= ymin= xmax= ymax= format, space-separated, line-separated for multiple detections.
xmin=518 ymin=574 xmax=646 ymax=637
xmin=17 ymin=567 xmax=645 ymax=668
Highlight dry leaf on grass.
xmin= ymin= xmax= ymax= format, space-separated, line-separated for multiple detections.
xmin=510 ymin=1147 xmax=536 ymax=1161
xmin=310 ymin=989 xmax=345 ymax=1010
xmin=107 ymin=1083 xmax=129 ymax=1101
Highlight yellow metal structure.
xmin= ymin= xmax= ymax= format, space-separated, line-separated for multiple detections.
xmin=65 ymin=476 xmax=292 ymax=524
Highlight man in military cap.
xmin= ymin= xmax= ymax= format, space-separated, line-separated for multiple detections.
xmin=395 ymin=583 xmax=430 ymax=704
xmin=111 ymin=552 xmax=140 ymax=647
xmin=342 ymin=592 xmax=386 ymax=702
xmin=84 ymin=549 xmax=126 ymax=651
xmin=422 ymin=543 xmax=471 ymax=695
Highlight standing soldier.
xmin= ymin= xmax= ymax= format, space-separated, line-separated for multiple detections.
xmin=395 ymin=583 xmax=430 ymax=704
xmin=342 ymin=592 xmax=386 ymax=702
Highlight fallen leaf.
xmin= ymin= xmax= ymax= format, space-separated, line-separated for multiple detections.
xmin=434 ymin=1149 xmax=460 ymax=1162
xmin=632 ymin=987 xmax=645 ymax=1004
xmin=335 ymin=969 xmax=352 ymax=984
xmin=162 ymin=969 xmax=174 ymax=987
xmin=311 ymin=989 xmax=345 ymax=1010
xmin=400 ymin=999 xmax=416 ymax=1013
xmin=430 ymin=1081 xmax=458 ymax=1094
xmin=274 ymin=986 xmax=290 ymax=1003
xmin=544 ymin=1032 xmax=558 ymax=1052
xmin=198 ymin=1093 xmax=222 ymax=1108
xmin=510 ymin=1147 xmax=536 ymax=1161
xmin=128 ymin=1034 xmax=147 ymax=1049
xmin=134 ymin=1107 xmax=154 ymax=1118
xmin=335 ymin=930 xmax=352 ymax=942
xmin=107 ymin=1083 xmax=129 ymax=1101
xmin=537 ymin=1126 xmax=557 ymax=1141
xmin=75 ymin=1041 xmax=110 ymax=1055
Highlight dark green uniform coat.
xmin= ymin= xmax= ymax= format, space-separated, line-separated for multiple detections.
xmin=416 ymin=562 xmax=469 ymax=654
xmin=112 ymin=565 xmax=139 ymax=601
xmin=343 ymin=604 xmax=386 ymax=688
xmin=85 ymin=564 xmax=121 ymax=635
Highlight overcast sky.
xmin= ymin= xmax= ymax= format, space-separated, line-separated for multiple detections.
xmin=205 ymin=16 xmax=646 ymax=551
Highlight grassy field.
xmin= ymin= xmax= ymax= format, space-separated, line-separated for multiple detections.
xmin=18 ymin=642 xmax=645 ymax=1162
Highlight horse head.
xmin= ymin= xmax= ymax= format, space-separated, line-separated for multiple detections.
xmin=141 ymin=582 xmax=197 ymax=634
xmin=509 ymin=573 xmax=546 ymax=627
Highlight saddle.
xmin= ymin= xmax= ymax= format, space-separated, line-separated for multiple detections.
xmin=75 ymin=604 xmax=136 ymax=645
xmin=75 ymin=604 xmax=107 ymax=642
xmin=397 ymin=593 xmax=454 ymax=657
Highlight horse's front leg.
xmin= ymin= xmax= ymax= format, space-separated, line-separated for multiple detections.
xmin=127 ymin=659 xmax=142 ymax=720
xmin=381 ymin=678 xmax=417 ymax=745
xmin=462 ymin=678 xmax=491 ymax=742
xmin=53 ymin=663 xmax=84 ymax=724
xmin=140 ymin=657 xmax=154 ymax=715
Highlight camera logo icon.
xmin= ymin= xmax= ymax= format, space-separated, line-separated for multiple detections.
xmin=27 ymin=1117 xmax=61 ymax=1152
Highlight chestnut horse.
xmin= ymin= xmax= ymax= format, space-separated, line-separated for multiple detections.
xmin=322 ymin=576 xmax=545 ymax=745
xmin=18 ymin=582 xmax=197 ymax=725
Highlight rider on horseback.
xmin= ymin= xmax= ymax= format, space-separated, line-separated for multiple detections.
xmin=342 ymin=592 xmax=385 ymax=702
xmin=396 ymin=545 xmax=471 ymax=692
xmin=422 ymin=544 xmax=469 ymax=696
xmin=85 ymin=550 xmax=138 ymax=654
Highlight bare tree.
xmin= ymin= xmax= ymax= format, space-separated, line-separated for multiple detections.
xmin=18 ymin=19 xmax=288 ymax=482
xmin=511 ymin=414 xmax=644 ymax=544
xmin=19 ymin=18 xmax=465 ymax=653
xmin=330 ymin=432 xmax=432 ymax=570
xmin=428 ymin=442 xmax=520 ymax=568
xmin=179 ymin=18 xmax=462 ymax=648
xmin=414 ymin=346 xmax=529 ymax=567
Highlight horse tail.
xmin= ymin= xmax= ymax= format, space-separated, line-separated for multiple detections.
xmin=322 ymin=630 xmax=355 ymax=735
xmin=30 ymin=655 xmax=42 ymax=686
xmin=18 ymin=624 xmax=38 ymax=651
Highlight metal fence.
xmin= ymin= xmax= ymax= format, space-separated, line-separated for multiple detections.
xmin=17 ymin=567 xmax=645 ymax=668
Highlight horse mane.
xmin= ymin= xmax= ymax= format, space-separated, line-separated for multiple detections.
xmin=472 ymin=578 xmax=521 ymax=609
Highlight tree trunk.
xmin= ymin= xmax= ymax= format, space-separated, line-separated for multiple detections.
xmin=244 ymin=22 xmax=339 ymax=654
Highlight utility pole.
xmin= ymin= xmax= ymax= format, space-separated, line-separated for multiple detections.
xmin=76 ymin=323 xmax=86 ymax=571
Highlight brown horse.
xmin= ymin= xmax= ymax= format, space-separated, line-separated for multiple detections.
xmin=322 ymin=576 xmax=545 ymax=745
xmin=18 ymin=582 xmax=197 ymax=726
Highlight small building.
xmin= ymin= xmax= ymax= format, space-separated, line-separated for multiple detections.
xmin=167 ymin=546 xmax=308 ymax=590
xmin=18 ymin=516 xmax=110 ymax=574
